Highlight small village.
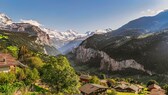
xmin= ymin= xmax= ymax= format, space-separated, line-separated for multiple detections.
xmin=79 ymin=75 xmax=166 ymax=95
xmin=0 ymin=52 xmax=167 ymax=95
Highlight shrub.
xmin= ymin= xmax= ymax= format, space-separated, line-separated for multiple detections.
xmin=89 ymin=76 xmax=100 ymax=84
xmin=7 ymin=46 xmax=19 ymax=58
xmin=107 ymin=89 xmax=117 ymax=95
xmin=147 ymin=80 xmax=158 ymax=87
xmin=27 ymin=56 xmax=44 ymax=69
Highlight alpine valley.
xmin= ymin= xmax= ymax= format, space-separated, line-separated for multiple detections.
xmin=1 ymin=10 xmax=168 ymax=84
xmin=68 ymin=10 xmax=168 ymax=83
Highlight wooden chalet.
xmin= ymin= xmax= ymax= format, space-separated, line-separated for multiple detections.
xmin=100 ymin=80 xmax=108 ymax=87
xmin=125 ymin=85 xmax=140 ymax=94
xmin=0 ymin=53 xmax=18 ymax=72
xmin=149 ymin=89 xmax=166 ymax=95
xmin=80 ymin=75 xmax=92 ymax=83
xmin=115 ymin=84 xmax=127 ymax=92
xmin=116 ymin=81 xmax=129 ymax=85
xmin=115 ymin=84 xmax=141 ymax=94
xmin=79 ymin=84 xmax=108 ymax=95
xmin=148 ymin=84 xmax=161 ymax=91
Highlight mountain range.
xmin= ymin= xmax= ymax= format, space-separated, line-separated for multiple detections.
xmin=0 ymin=12 xmax=112 ymax=55
xmin=70 ymin=10 xmax=168 ymax=76
xmin=112 ymin=10 xmax=168 ymax=36
xmin=2 ymin=10 xmax=168 ymax=78
xmin=43 ymin=28 xmax=112 ymax=54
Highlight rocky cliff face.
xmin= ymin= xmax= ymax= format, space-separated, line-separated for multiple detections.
xmin=75 ymin=46 xmax=151 ymax=75
xmin=5 ymin=23 xmax=50 ymax=45
xmin=0 ymin=23 xmax=60 ymax=56
xmin=72 ymin=29 xmax=168 ymax=75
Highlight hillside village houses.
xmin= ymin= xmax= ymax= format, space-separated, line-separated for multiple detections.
xmin=147 ymin=84 xmax=166 ymax=95
xmin=79 ymin=75 xmax=144 ymax=94
xmin=0 ymin=53 xmax=18 ymax=72
xmin=80 ymin=74 xmax=92 ymax=83
xmin=79 ymin=83 xmax=108 ymax=95
xmin=114 ymin=81 xmax=142 ymax=94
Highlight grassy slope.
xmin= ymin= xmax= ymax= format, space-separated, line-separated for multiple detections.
xmin=0 ymin=30 xmax=44 ymax=52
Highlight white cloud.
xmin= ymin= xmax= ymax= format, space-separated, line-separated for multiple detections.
xmin=20 ymin=19 xmax=42 ymax=27
xmin=140 ymin=9 xmax=164 ymax=16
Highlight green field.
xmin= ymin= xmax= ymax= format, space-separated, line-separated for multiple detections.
xmin=117 ymin=92 xmax=145 ymax=95
xmin=107 ymin=89 xmax=149 ymax=95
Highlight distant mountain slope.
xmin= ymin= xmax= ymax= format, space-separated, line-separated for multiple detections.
xmin=74 ymin=30 xmax=168 ymax=75
xmin=0 ymin=13 xmax=60 ymax=55
xmin=44 ymin=28 xmax=112 ymax=54
xmin=71 ymin=10 xmax=168 ymax=75
xmin=113 ymin=10 xmax=168 ymax=36
xmin=0 ymin=13 xmax=112 ymax=54
xmin=43 ymin=29 xmax=87 ymax=48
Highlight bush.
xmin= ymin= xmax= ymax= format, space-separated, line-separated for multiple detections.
xmin=16 ymin=67 xmax=40 ymax=85
xmin=16 ymin=67 xmax=26 ymax=81
xmin=89 ymin=76 xmax=100 ymax=84
xmin=33 ymin=84 xmax=48 ymax=93
xmin=147 ymin=80 xmax=158 ymax=87
xmin=0 ymin=84 xmax=16 ymax=94
xmin=7 ymin=46 xmax=19 ymax=58
xmin=107 ymin=79 xmax=116 ymax=87
xmin=24 ymin=68 xmax=40 ymax=85
xmin=163 ymin=84 xmax=168 ymax=95
xmin=27 ymin=57 xmax=44 ymax=69
xmin=0 ymin=72 xmax=16 ymax=84
xmin=107 ymin=89 xmax=117 ymax=95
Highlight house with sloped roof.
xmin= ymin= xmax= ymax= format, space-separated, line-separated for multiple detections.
xmin=115 ymin=84 xmax=141 ymax=94
xmin=79 ymin=84 xmax=108 ymax=95
xmin=115 ymin=84 xmax=127 ymax=92
xmin=0 ymin=53 xmax=18 ymax=72
xmin=148 ymin=84 xmax=161 ymax=91
xmin=80 ymin=74 xmax=92 ymax=83
xmin=149 ymin=89 xmax=166 ymax=95
xmin=125 ymin=85 xmax=140 ymax=94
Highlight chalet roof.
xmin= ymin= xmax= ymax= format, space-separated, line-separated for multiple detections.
xmin=115 ymin=84 xmax=140 ymax=92
xmin=115 ymin=84 xmax=127 ymax=89
xmin=126 ymin=85 xmax=139 ymax=91
xmin=0 ymin=58 xmax=4 ymax=62
xmin=79 ymin=84 xmax=108 ymax=94
xmin=149 ymin=89 xmax=166 ymax=95
xmin=100 ymin=80 xmax=107 ymax=83
xmin=80 ymin=75 xmax=91 ymax=80
xmin=0 ymin=53 xmax=18 ymax=67
xmin=148 ymin=84 xmax=161 ymax=90
xmin=117 ymin=81 xmax=129 ymax=85
xmin=137 ymin=85 xmax=144 ymax=89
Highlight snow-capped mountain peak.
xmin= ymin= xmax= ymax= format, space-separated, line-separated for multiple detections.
xmin=85 ymin=28 xmax=112 ymax=35
xmin=0 ymin=13 xmax=12 ymax=26
xmin=0 ymin=12 xmax=112 ymax=54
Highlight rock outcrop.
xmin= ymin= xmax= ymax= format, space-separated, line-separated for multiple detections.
xmin=75 ymin=46 xmax=151 ymax=74
xmin=5 ymin=23 xmax=50 ymax=45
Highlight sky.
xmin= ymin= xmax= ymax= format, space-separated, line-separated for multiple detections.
xmin=0 ymin=0 xmax=168 ymax=33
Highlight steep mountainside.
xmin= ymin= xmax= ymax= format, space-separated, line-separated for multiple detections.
xmin=0 ymin=13 xmax=113 ymax=54
xmin=112 ymin=10 xmax=168 ymax=36
xmin=74 ymin=30 xmax=168 ymax=75
xmin=0 ymin=13 xmax=59 ymax=55
xmin=71 ymin=10 xmax=168 ymax=75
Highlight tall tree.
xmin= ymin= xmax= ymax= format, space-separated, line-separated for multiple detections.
xmin=41 ymin=56 xmax=80 ymax=94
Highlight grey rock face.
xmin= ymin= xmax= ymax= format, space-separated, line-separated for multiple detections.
xmin=76 ymin=46 xmax=151 ymax=74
